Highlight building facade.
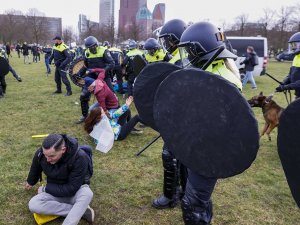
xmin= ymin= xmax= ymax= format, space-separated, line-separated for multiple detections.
xmin=0 ymin=14 xmax=62 ymax=44
xmin=118 ymin=0 xmax=165 ymax=41
xmin=100 ymin=0 xmax=115 ymax=26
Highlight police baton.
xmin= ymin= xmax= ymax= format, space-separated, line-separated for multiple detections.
xmin=135 ymin=135 xmax=161 ymax=157
xmin=265 ymin=72 xmax=283 ymax=85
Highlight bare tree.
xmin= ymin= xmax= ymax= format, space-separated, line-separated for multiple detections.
xmin=259 ymin=8 xmax=276 ymax=38
xmin=291 ymin=3 xmax=300 ymax=31
xmin=0 ymin=9 xmax=24 ymax=43
xmin=274 ymin=6 xmax=294 ymax=49
xmin=234 ymin=14 xmax=249 ymax=36
xmin=101 ymin=17 xmax=115 ymax=45
xmin=26 ymin=8 xmax=50 ymax=44
xmin=63 ymin=26 xmax=76 ymax=46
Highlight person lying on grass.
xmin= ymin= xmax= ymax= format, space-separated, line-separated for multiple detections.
xmin=84 ymin=96 xmax=143 ymax=142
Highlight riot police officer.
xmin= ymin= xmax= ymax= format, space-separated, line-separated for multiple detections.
xmin=143 ymin=38 xmax=172 ymax=63
xmin=276 ymin=32 xmax=300 ymax=99
xmin=122 ymin=40 xmax=144 ymax=97
xmin=150 ymin=19 xmax=188 ymax=210
xmin=76 ymin=36 xmax=115 ymax=124
xmin=177 ymin=21 xmax=242 ymax=225
xmin=49 ymin=36 xmax=72 ymax=96
xmin=159 ymin=19 xmax=188 ymax=66
xmin=108 ymin=46 xmax=125 ymax=94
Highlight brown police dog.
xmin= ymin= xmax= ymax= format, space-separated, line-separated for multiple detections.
xmin=248 ymin=92 xmax=284 ymax=141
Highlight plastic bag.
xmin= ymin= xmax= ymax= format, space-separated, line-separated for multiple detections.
xmin=89 ymin=115 xmax=114 ymax=153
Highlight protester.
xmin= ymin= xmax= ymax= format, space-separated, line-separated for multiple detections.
xmin=25 ymin=134 xmax=94 ymax=224
xmin=42 ymin=45 xmax=52 ymax=75
xmin=22 ymin=42 xmax=31 ymax=64
xmin=84 ymin=96 xmax=142 ymax=142
xmin=240 ymin=46 xmax=258 ymax=89
xmin=0 ymin=48 xmax=22 ymax=97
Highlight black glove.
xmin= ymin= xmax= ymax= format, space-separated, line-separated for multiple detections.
xmin=275 ymin=85 xmax=287 ymax=92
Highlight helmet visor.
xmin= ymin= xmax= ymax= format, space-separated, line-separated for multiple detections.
xmin=288 ymin=42 xmax=300 ymax=52
xmin=159 ymin=34 xmax=178 ymax=53
xmin=178 ymin=42 xmax=207 ymax=68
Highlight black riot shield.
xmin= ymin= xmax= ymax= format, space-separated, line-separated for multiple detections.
xmin=133 ymin=55 xmax=147 ymax=76
xmin=277 ymin=98 xmax=300 ymax=208
xmin=153 ymin=68 xmax=260 ymax=178
xmin=133 ymin=62 xmax=181 ymax=131
xmin=0 ymin=57 xmax=9 ymax=77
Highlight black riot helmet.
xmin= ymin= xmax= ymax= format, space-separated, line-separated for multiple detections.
xmin=128 ymin=40 xmax=137 ymax=50
xmin=159 ymin=19 xmax=187 ymax=54
xmin=103 ymin=41 xmax=111 ymax=48
xmin=178 ymin=21 xmax=237 ymax=68
xmin=144 ymin=38 xmax=161 ymax=56
xmin=288 ymin=32 xmax=300 ymax=52
xmin=84 ymin=36 xmax=99 ymax=54
xmin=84 ymin=36 xmax=98 ymax=48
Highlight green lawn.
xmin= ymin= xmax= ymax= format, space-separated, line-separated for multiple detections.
xmin=0 ymin=53 xmax=298 ymax=225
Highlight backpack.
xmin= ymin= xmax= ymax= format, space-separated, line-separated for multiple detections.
xmin=252 ymin=54 xmax=259 ymax=66
xmin=69 ymin=145 xmax=93 ymax=182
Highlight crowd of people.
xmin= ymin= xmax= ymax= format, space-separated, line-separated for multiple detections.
xmin=1 ymin=17 xmax=300 ymax=225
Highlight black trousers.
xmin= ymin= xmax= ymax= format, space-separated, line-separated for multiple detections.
xmin=54 ymin=67 xmax=72 ymax=92
xmin=181 ymin=170 xmax=217 ymax=225
xmin=0 ymin=75 xmax=6 ymax=95
xmin=117 ymin=115 xmax=141 ymax=140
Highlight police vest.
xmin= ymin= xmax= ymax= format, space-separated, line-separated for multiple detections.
xmin=292 ymin=53 xmax=300 ymax=67
xmin=126 ymin=48 xmax=144 ymax=57
xmin=169 ymin=48 xmax=181 ymax=65
xmin=53 ymin=43 xmax=68 ymax=53
xmin=85 ymin=46 xmax=107 ymax=69
xmin=52 ymin=43 xmax=69 ymax=61
xmin=206 ymin=59 xmax=243 ymax=91
xmin=145 ymin=49 xmax=166 ymax=63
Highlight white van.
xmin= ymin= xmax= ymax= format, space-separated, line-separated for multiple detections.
xmin=227 ymin=36 xmax=268 ymax=77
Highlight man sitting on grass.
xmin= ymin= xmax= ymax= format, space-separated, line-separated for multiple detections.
xmin=25 ymin=134 xmax=94 ymax=224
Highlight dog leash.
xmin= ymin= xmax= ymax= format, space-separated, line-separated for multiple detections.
xmin=265 ymin=72 xmax=291 ymax=105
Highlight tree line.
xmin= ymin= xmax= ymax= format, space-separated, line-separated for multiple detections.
xmin=1 ymin=4 xmax=300 ymax=52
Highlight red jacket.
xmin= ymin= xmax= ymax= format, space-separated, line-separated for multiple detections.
xmin=91 ymin=68 xmax=119 ymax=111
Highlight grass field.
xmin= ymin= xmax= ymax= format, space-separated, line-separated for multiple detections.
xmin=0 ymin=53 xmax=298 ymax=225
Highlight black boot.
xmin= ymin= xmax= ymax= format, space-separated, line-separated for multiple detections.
xmin=152 ymin=147 xmax=179 ymax=209
xmin=65 ymin=91 xmax=72 ymax=96
xmin=181 ymin=197 xmax=211 ymax=225
xmin=53 ymin=90 xmax=62 ymax=94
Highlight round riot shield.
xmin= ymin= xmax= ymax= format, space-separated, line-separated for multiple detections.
xmin=0 ymin=57 xmax=9 ymax=77
xmin=153 ymin=68 xmax=259 ymax=178
xmin=133 ymin=62 xmax=181 ymax=131
xmin=277 ymin=98 xmax=300 ymax=208
xmin=133 ymin=55 xmax=147 ymax=76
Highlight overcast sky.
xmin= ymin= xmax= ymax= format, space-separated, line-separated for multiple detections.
xmin=1 ymin=0 xmax=299 ymax=31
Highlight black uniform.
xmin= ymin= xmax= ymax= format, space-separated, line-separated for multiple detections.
xmin=49 ymin=42 xmax=72 ymax=95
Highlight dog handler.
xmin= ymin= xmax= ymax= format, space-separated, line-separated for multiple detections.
xmin=276 ymin=32 xmax=300 ymax=99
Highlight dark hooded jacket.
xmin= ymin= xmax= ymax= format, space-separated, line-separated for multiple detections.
xmin=26 ymin=135 xmax=89 ymax=197
xmin=240 ymin=52 xmax=257 ymax=72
